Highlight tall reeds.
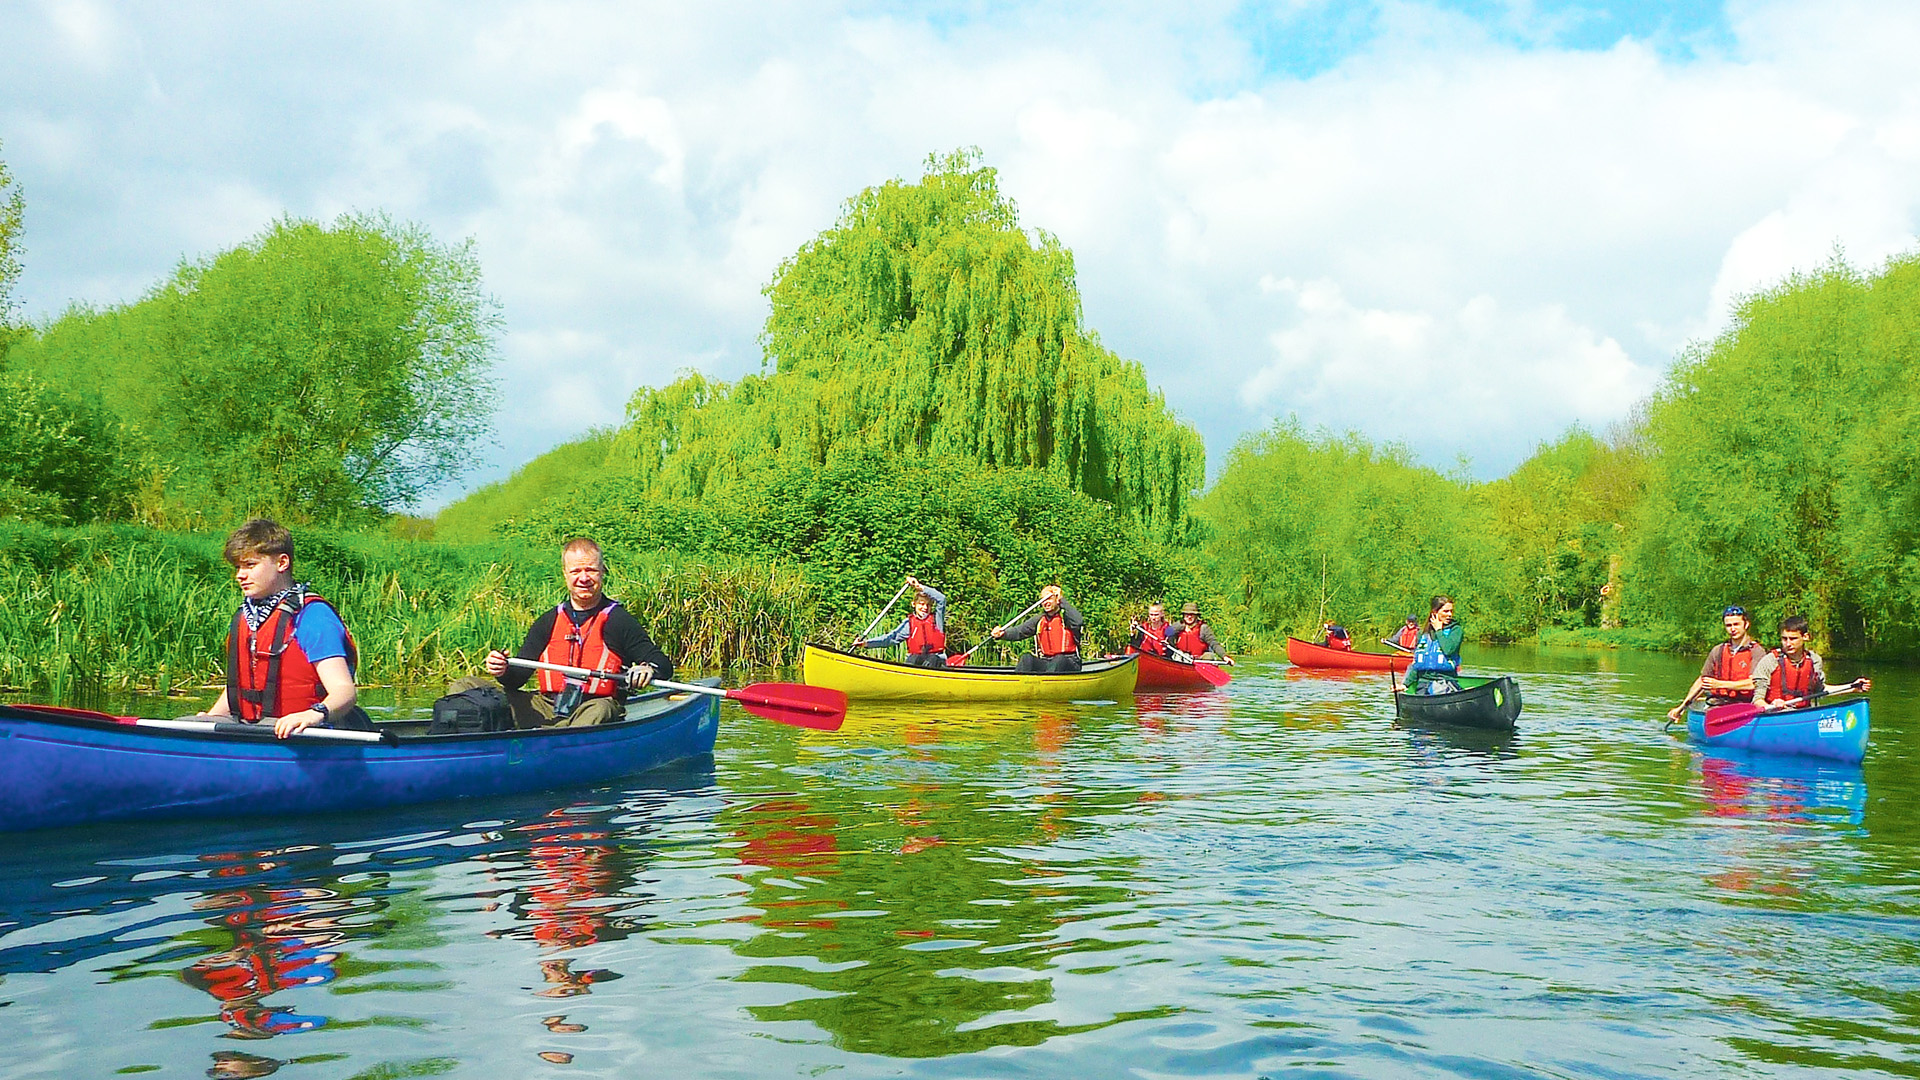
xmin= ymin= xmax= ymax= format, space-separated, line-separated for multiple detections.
xmin=0 ymin=523 xmax=820 ymax=697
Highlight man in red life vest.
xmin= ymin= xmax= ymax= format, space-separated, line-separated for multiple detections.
xmin=1751 ymin=614 xmax=1870 ymax=711
xmin=993 ymin=585 xmax=1085 ymax=673
xmin=855 ymin=576 xmax=948 ymax=668
xmin=198 ymin=519 xmax=368 ymax=739
xmin=1174 ymin=601 xmax=1234 ymax=664
xmin=1128 ymin=602 xmax=1174 ymax=657
xmin=1668 ymin=605 xmax=1767 ymax=722
xmin=1393 ymin=616 xmax=1420 ymax=652
xmin=481 ymin=538 xmax=675 ymax=727
xmin=1321 ymin=621 xmax=1354 ymax=651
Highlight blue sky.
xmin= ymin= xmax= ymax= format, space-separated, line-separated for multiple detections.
xmin=2 ymin=0 xmax=1916 ymax=505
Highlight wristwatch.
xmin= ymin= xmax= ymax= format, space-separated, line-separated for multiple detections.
xmin=312 ymin=702 xmax=331 ymax=723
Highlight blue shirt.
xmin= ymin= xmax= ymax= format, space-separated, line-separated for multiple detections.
xmin=293 ymin=601 xmax=354 ymax=673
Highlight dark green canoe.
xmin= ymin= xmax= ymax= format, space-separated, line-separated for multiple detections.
xmin=1393 ymin=675 xmax=1522 ymax=731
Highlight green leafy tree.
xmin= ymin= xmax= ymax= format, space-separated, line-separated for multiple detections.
xmin=0 ymin=373 xmax=138 ymax=524
xmin=11 ymin=214 xmax=499 ymax=524
xmin=1629 ymin=253 xmax=1920 ymax=651
xmin=595 ymin=150 xmax=1204 ymax=539
xmin=0 ymin=141 xmax=24 ymax=357
xmin=1198 ymin=421 xmax=1522 ymax=645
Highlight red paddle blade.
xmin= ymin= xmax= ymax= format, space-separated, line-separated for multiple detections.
xmin=1703 ymin=702 xmax=1763 ymax=736
xmin=1191 ymin=661 xmax=1231 ymax=687
xmin=728 ymin=682 xmax=847 ymax=731
xmin=945 ymin=653 xmax=970 ymax=667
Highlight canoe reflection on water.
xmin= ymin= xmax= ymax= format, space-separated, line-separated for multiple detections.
xmin=1694 ymin=745 xmax=1867 ymax=825
xmin=0 ymin=767 xmax=715 ymax=1071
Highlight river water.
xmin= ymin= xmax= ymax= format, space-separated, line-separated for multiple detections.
xmin=1 ymin=645 xmax=1914 ymax=1078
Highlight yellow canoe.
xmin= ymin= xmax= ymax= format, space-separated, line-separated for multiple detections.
xmin=802 ymin=643 xmax=1139 ymax=702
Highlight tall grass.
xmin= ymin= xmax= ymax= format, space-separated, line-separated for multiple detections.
xmin=0 ymin=523 xmax=819 ymax=697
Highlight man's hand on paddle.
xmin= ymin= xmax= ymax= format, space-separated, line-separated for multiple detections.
xmin=484 ymin=650 xmax=511 ymax=678
xmin=625 ymin=662 xmax=656 ymax=689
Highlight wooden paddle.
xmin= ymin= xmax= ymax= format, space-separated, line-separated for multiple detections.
xmin=946 ymin=599 xmax=1044 ymax=667
xmin=507 ymin=657 xmax=846 ymax=731
xmin=1702 ymin=680 xmax=1868 ymax=737
xmin=856 ymin=580 xmax=913 ymax=645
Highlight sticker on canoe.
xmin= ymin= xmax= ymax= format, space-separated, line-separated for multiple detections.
xmin=1818 ymin=714 xmax=1843 ymax=734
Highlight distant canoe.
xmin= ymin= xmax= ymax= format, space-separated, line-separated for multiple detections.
xmin=1686 ymin=699 xmax=1869 ymax=765
xmin=1287 ymin=637 xmax=1412 ymax=672
xmin=802 ymin=643 xmax=1138 ymax=702
xmin=1393 ymin=675 xmax=1522 ymax=731
xmin=0 ymin=689 xmax=719 ymax=834
xmin=1129 ymin=650 xmax=1228 ymax=691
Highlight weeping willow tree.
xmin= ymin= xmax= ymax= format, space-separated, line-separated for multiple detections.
xmin=605 ymin=149 xmax=1204 ymax=538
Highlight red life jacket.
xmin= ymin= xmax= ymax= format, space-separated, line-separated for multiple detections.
xmin=1136 ymin=620 xmax=1172 ymax=657
xmin=905 ymin=612 xmax=946 ymax=655
xmin=227 ymin=592 xmax=356 ymax=722
xmin=1764 ymin=649 xmax=1816 ymax=704
xmin=1175 ymin=622 xmax=1209 ymax=656
xmin=1710 ymin=641 xmax=1761 ymax=702
xmin=1035 ymin=611 xmax=1078 ymax=656
xmin=538 ymin=603 xmax=627 ymax=697
xmin=1396 ymin=625 xmax=1419 ymax=650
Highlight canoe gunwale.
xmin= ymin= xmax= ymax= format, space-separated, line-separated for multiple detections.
xmin=802 ymin=642 xmax=1139 ymax=701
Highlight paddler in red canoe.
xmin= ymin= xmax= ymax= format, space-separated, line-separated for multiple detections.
xmin=1128 ymin=601 xmax=1175 ymax=656
xmin=1392 ymin=615 xmax=1419 ymax=651
xmin=1666 ymin=605 xmax=1766 ymax=723
xmin=1750 ymin=614 xmax=1870 ymax=711
xmin=855 ymin=576 xmax=949 ymax=669
xmin=1173 ymin=601 xmax=1234 ymax=665
xmin=1321 ymin=621 xmax=1354 ymax=651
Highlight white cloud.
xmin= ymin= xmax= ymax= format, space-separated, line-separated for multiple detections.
xmin=1245 ymin=276 xmax=1657 ymax=465
xmin=3 ymin=0 xmax=1919 ymax=502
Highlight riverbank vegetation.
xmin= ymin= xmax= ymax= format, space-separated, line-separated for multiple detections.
xmin=3 ymin=143 xmax=1918 ymax=694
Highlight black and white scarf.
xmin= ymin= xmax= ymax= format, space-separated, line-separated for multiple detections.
xmin=241 ymin=586 xmax=303 ymax=631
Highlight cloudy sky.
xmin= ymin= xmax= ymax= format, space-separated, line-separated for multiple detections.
xmin=3 ymin=0 xmax=1917 ymax=505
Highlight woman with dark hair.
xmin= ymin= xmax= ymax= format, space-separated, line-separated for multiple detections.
xmin=1403 ymin=595 xmax=1463 ymax=694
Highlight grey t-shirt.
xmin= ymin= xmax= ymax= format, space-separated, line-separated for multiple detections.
xmin=1749 ymin=649 xmax=1827 ymax=703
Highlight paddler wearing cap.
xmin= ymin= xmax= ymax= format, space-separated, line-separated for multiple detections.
xmin=1172 ymin=601 xmax=1233 ymax=665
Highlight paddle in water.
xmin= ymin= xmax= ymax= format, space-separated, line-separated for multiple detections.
xmin=507 ymin=657 xmax=846 ymax=731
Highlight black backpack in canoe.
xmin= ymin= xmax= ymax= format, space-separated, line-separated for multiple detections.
xmin=427 ymin=686 xmax=515 ymax=735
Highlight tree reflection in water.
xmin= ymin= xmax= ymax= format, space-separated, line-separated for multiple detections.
xmin=722 ymin=708 xmax=1176 ymax=1056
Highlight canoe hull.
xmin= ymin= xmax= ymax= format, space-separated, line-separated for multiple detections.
xmin=1130 ymin=650 xmax=1226 ymax=691
xmin=803 ymin=643 xmax=1138 ymax=701
xmin=1287 ymin=637 xmax=1412 ymax=672
xmin=0 ymin=691 xmax=719 ymax=834
xmin=1685 ymin=700 xmax=1869 ymax=765
xmin=1393 ymin=675 xmax=1522 ymax=731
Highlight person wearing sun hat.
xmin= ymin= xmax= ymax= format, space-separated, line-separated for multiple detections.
xmin=1666 ymin=604 xmax=1766 ymax=723
xmin=1172 ymin=601 xmax=1232 ymax=664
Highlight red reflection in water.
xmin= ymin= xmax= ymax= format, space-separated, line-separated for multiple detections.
xmin=180 ymin=886 xmax=351 ymax=1040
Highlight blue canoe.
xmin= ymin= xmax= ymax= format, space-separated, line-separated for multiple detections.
xmin=1685 ymin=698 xmax=1870 ymax=765
xmin=0 ymin=688 xmax=719 ymax=833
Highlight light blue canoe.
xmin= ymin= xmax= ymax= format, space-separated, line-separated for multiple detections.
xmin=1686 ymin=698 xmax=1869 ymax=765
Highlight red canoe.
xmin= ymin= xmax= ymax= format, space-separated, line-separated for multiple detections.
xmin=1130 ymin=650 xmax=1229 ymax=691
xmin=1286 ymin=636 xmax=1411 ymax=672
